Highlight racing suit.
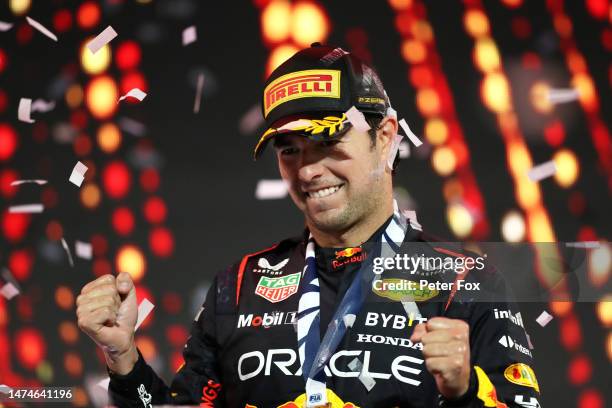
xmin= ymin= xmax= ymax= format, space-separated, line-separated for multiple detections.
xmin=108 ymin=219 xmax=542 ymax=407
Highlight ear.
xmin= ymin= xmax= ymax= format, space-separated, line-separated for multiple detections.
xmin=376 ymin=116 xmax=399 ymax=163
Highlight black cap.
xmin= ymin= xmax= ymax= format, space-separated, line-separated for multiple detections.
xmin=254 ymin=43 xmax=389 ymax=159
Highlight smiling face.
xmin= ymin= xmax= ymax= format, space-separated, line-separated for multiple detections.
xmin=273 ymin=118 xmax=396 ymax=244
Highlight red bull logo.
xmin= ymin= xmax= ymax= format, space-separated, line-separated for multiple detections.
xmin=332 ymin=247 xmax=366 ymax=269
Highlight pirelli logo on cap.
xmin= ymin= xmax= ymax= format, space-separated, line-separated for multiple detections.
xmin=263 ymin=69 xmax=341 ymax=117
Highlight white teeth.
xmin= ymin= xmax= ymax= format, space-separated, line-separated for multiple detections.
xmin=309 ymin=185 xmax=341 ymax=199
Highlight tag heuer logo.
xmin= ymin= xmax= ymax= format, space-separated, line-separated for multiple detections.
xmin=255 ymin=272 xmax=301 ymax=303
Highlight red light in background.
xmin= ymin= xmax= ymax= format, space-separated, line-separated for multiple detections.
xmin=53 ymin=9 xmax=72 ymax=32
xmin=120 ymin=71 xmax=148 ymax=97
xmin=170 ymin=351 xmax=184 ymax=373
xmin=17 ymin=295 xmax=33 ymax=320
xmin=511 ymin=16 xmax=531 ymax=39
xmin=409 ymin=65 xmax=434 ymax=88
xmin=41 ymin=187 xmax=59 ymax=209
xmin=578 ymin=389 xmax=603 ymax=408
xmin=0 ymin=49 xmax=7 ymax=73
xmin=149 ymin=227 xmax=174 ymax=258
xmin=140 ymin=168 xmax=160 ymax=192
xmin=568 ymin=191 xmax=586 ymax=216
xmin=0 ymin=124 xmax=18 ymax=161
xmin=143 ymin=197 xmax=167 ymax=224
xmin=544 ymin=120 xmax=565 ymax=147
xmin=16 ymin=24 xmax=33 ymax=45
xmin=70 ymin=109 xmax=89 ymax=130
xmin=8 ymin=249 xmax=34 ymax=281
xmin=162 ymin=292 xmax=182 ymax=314
xmin=577 ymin=226 xmax=597 ymax=242
xmin=0 ymin=89 xmax=7 ymax=112
xmin=560 ymin=314 xmax=582 ymax=351
xmin=521 ymin=52 xmax=541 ymax=70
xmin=0 ymin=169 xmax=19 ymax=198
xmin=91 ymin=234 xmax=108 ymax=257
xmin=568 ymin=355 xmax=592 ymax=385
xmin=15 ymin=328 xmax=46 ymax=370
xmin=116 ymin=41 xmax=141 ymax=71
xmin=92 ymin=258 xmax=112 ymax=277
xmin=2 ymin=212 xmax=31 ymax=243
xmin=602 ymin=29 xmax=612 ymax=52
xmin=585 ymin=0 xmax=607 ymax=19
xmin=77 ymin=1 xmax=101 ymax=29
xmin=166 ymin=325 xmax=188 ymax=347
xmin=112 ymin=207 xmax=135 ymax=236
xmin=102 ymin=161 xmax=132 ymax=199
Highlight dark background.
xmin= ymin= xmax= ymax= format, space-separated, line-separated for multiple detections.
xmin=0 ymin=0 xmax=610 ymax=406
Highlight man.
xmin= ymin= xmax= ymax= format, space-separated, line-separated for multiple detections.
xmin=77 ymin=44 xmax=541 ymax=407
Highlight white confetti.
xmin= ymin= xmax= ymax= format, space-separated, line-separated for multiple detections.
xmin=10 ymin=179 xmax=47 ymax=186
xmin=118 ymin=88 xmax=147 ymax=103
xmin=566 ymin=241 xmax=600 ymax=249
xmin=26 ymin=16 xmax=58 ymax=42
xmin=0 ymin=283 xmax=19 ymax=300
xmin=119 ymin=117 xmax=146 ymax=136
xmin=69 ymin=161 xmax=88 ymax=187
xmin=182 ymin=25 xmax=197 ymax=46
xmin=344 ymin=106 xmax=370 ymax=132
xmin=8 ymin=204 xmax=44 ymax=213
xmin=194 ymin=306 xmax=204 ymax=322
xmin=0 ymin=21 xmax=14 ymax=32
xmin=387 ymin=134 xmax=404 ymax=169
xmin=239 ymin=104 xmax=264 ymax=135
xmin=0 ymin=384 xmax=13 ymax=393
xmin=399 ymin=141 xmax=410 ymax=158
xmin=75 ymin=241 xmax=93 ymax=260
xmin=193 ymin=73 xmax=205 ymax=113
xmin=526 ymin=333 xmax=534 ymax=350
xmin=18 ymin=98 xmax=35 ymax=123
xmin=402 ymin=210 xmax=422 ymax=231
xmin=347 ymin=358 xmax=362 ymax=372
xmin=31 ymin=99 xmax=56 ymax=113
xmin=61 ymin=238 xmax=74 ymax=267
xmin=255 ymin=179 xmax=288 ymax=200
xmin=399 ymin=119 xmax=422 ymax=147
xmin=358 ymin=370 xmax=376 ymax=391
xmin=87 ymin=26 xmax=118 ymax=54
xmin=97 ymin=378 xmax=110 ymax=391
xmin=528 ymin=160 xmax=557 ymax=182
xmin=342 ymin=314 xmax=356 ymax=328
xmin=135 ymin=298 xmax=155 ymax=331
xmin=535 ymin=310 xmax=553 ymax=327
xmin=547 ymin=88 xmax=580 ymax=105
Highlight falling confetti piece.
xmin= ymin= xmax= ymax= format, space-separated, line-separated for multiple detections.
xmin=387 ymin=134 xmax=404 ymax=169
xmin=0 ymin=384 xmax=13 ymax=393
xmin=0 ymin=283 xmax=19 ymax=300
xmin=8 ymin=204 xmax=44 ymax=213
xmin=18 ymin=98 xmax=35 ymax=123
xmin=118 ymin=88 xmax=147 ymax=103
xmin=342 ymin=314 xmax=356 ymax=328
xmin=535 ymin=310 xmax=553 ymax=327
xmin=399 ymin=141 xmax=410 ymax=158
xmin=87 ymin=26 xmax=118 ymax=54
xmin=61 ymin=238 xmax=74 ymax=267
xmin=10 ymin=179 xmax=47 ymax=186
xmin=69 ymin=161 xmax=88 ymax=187
xmin=255 ymin=179 xmax=288 ymax=200
xmin=119 ymin=117 xmax=146 ymax=137
xmin=239 ymin=104 xmax=263 ymax=135
xmin=344 ymin=106 xmax=370 ymax=132
xmin=26 ymin=16 xmax=58 ymax=42
xmin=526 ymin=333 xmax=534 ymax=350
xmin=566 ymin=241 xmax=600 ymax=249
xmin=182 ymin=25 xmax=197 ymax=46
xmin=135 ymin=298 xmax=155 ymax=331
xmin=0 ymin=21 xmax=14 ymax=32
xmin=31 ymin=99 xmax=56 ymax=113
xmin=97 ymin=378 xmax=110 ymax=391
xmin=359 ymin=371 xmax=376 ymax=391
xmin=402 ymin=210 xmax=422 ymax=231
xmin=399 ymin=119 xmax=422 ymax=147
xmin=528 ymin=160 xmax=557 ymax=182
xmin=75 ymin=241 xmax=93 ymax=259
xmin=547 ymin=88 xmax=580 ymax=104
xmin=347 ymin=358 xmax=362 ymax=372
xmin=193 ymin=73 xmax=205 ymax=113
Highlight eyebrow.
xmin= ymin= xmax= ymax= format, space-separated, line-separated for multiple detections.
xmin=272 ymin=136 xmax=295 ymax=149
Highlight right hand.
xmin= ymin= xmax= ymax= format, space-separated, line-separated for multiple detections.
xmin=76 ymin=272 xmax=139 ymax=373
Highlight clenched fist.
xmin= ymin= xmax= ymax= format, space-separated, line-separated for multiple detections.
xmin=410 ymin=317 xmax=471 ymax=400
xmin=76 ymin=272 xmax=139 ymax=374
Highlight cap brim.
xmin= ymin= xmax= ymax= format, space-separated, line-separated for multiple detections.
xmin=253 ymin=114 xmax=351 ymax=160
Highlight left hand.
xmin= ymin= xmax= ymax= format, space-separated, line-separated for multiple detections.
xmin=410 ymin=317 xmax=471 ymax=399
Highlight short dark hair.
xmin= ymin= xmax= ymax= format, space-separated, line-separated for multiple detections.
xmin=364 ymin=113 xmax=400 ymax=173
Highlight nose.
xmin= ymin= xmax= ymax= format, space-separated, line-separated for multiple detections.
xmin=297 ymin=147 xmax=325 ymax=184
